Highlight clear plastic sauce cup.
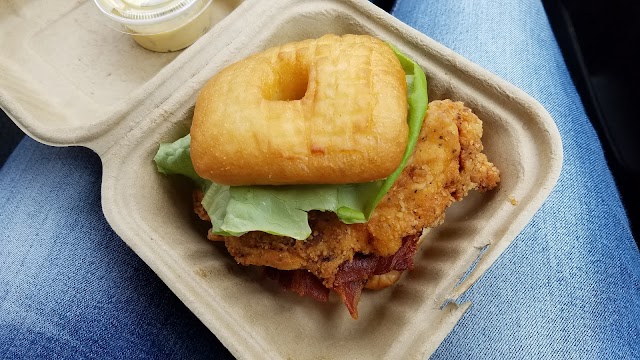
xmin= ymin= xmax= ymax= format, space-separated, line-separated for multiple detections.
xmin=93 ymin=0 xmax=214 ymax=52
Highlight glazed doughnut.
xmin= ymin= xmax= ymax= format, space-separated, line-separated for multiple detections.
xmin=190 ymin=34 xmax=408 ymax=186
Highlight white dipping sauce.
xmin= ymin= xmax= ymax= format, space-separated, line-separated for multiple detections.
xmin=94 ymin=0 xmax=214 ymax=52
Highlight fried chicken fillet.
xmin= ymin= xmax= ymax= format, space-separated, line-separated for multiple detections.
xmin=196 ymin=100 xmax=500 ymax=317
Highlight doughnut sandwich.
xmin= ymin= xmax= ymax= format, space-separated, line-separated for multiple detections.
xmin=154 ymin=34 xmax=500 ymax=319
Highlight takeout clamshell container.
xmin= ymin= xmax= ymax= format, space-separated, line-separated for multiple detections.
xmin=0 ymin=0 xmax=563 ymax=358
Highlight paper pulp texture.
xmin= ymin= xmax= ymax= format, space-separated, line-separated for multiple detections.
xmin=0 ymin=0 xmax=563 ymax=359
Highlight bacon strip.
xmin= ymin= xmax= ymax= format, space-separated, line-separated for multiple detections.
xmin=334 ymin=280 xmax=368 ymax=319
xmin=264 ymin=268 xmax=330 ymax=302
xmin=265 ymin=234 xmax=420 ymax=319
xmin=333 ymin=235 xmax=419 ymax=319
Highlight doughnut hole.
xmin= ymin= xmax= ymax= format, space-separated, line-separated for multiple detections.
xmin=261 ymin=50 xmax=310 ymax=101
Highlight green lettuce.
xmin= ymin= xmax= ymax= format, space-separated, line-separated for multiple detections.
xmin=154 ymin=134 xmax=205 ymax=187
xmin=201 ymin=183 xmax=369 ymax=239
xmin=154 ymin=46 xmax=428 ymax=240
xmin=354 ymin=44 xmax=428 ymax=217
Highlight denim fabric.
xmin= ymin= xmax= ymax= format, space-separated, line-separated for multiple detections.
xmin=0 ymin=143 xmax=233 ymax=359
xmin=0 ymin=0 xmax=638 ymax=359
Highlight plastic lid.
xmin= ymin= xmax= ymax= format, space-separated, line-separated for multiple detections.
xmin=94 ymin=0 xmax=201 ymax=25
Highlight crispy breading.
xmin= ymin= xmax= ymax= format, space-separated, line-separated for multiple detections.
xmin=213 ymin=213 xmax=371 ymax=285
xmin=202 ymin=100 xmax=500 ymax=287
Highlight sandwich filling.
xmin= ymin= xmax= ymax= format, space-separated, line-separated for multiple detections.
xmin=198 ymin=100 xmax=500 ymax=318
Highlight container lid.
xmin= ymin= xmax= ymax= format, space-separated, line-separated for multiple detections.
xmin=94 ymin=0 xmax=202 ymax=25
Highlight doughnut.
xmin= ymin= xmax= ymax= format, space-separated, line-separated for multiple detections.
xmin=190 ymin=34 xmax=408 ymax=186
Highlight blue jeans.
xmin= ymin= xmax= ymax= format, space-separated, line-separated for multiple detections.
xmin=1 ymin=0 xmax=638 ymax=358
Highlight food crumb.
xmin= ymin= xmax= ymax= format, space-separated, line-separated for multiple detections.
xmin=509 ymin=195 xmax=518 ymax=206
xmin=194 ymin=268 xmax=209 ymax=278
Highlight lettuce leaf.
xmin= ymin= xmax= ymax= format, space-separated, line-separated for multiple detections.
xmin=153 ymin=134 xmax=207 ymax=188
xmin=154 ymin=46 xmax=427 ymax=240
xmin=202 ymin=183 xmax=368 ymax=239
xmin=356 ymin=45 xmax=428 ymax=217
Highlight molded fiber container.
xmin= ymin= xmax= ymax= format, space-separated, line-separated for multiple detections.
xmin=0 ymin=0 xmax=562 ymax=358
